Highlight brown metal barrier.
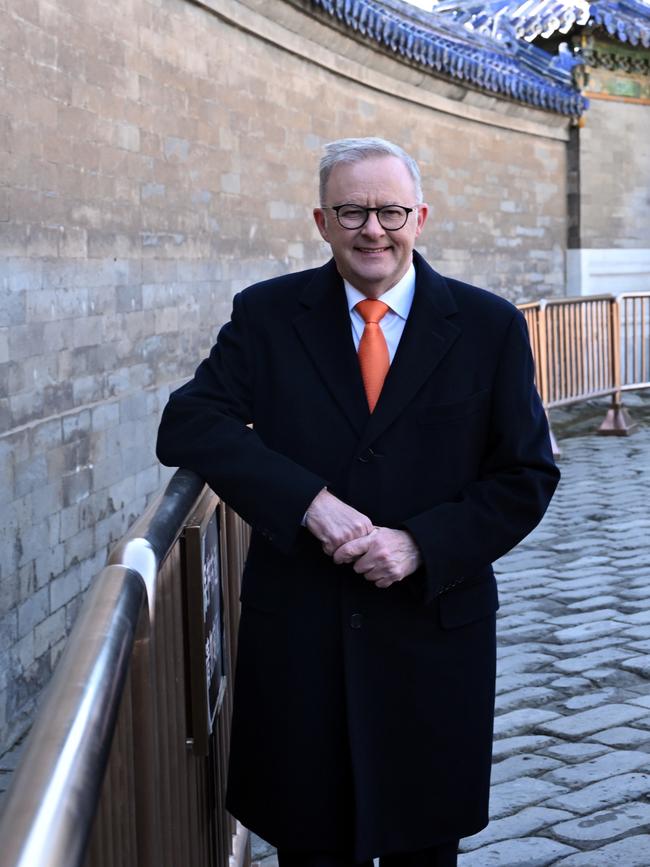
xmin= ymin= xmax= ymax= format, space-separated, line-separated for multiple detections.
xmin=0 ymin=470 xmax=251 ymax=867
xmin=619 ymin=293 xmax=650 ymax=394
xmin=519 ymin=292 xmax=650 ymax=452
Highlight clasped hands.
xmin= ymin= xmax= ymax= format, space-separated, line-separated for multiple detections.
xmin=305 ymin=489 xmax=422 ymax=589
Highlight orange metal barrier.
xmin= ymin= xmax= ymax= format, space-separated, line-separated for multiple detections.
xmin=519 ymin=292 xmax=650 ymax=450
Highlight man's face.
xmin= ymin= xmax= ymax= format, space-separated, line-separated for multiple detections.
xmin=313 ymin=155 xmax=428 ymax=299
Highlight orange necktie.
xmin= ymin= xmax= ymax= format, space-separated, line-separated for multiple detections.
xmin=356 ymin=299 xmax=390 ymax=412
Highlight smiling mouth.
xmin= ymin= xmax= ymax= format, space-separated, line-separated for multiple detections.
xmin=356 ymin=246 xmax=390 ymax=253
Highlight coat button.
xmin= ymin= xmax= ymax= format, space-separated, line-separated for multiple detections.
xmin=350 ymin=613 xmax=363 ymax=629
xmin=357 ymin=448 xmax=375 ymax=463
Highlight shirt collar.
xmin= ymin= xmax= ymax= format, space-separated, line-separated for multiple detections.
xmin=344 ymin=262 xmax=416 ymax=320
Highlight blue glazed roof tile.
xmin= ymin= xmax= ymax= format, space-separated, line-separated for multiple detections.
xmin=307 ymin=0 xmax=588 ymax=113
xmin=432 ymin=0 xmax=650 ymax=46
xmin=590 ymin=0 xmax=650 ymax=46
xmin=433 ymin=0 xmax=590 ymax=41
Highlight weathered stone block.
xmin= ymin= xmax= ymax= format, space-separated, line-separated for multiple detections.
xmin=34 ymin=545 xmax=65 ymax=590
xmin=552 ymin=802 xmax=650 ymax=845
xmin=62 ymin=410 xmax=92 ymax=444
xmin=33 ymin=607 xmax=66 ymax=660
xmin=0 ymin=611 xmax=18 ymax=654
xmin=14 ymin=454 xmax=48 ymax=497
xmin=50 ymin=565 xmax=82 ymax=612
xmin=63 ymin=527 xmax=94 ymax=570
xmin=0 ymin=285 xmax=27 ymax=328
xmin=13 ymin=630 xmax=35 ymax=671
xmin=62 ymin=468 xmax=92 ymax=507
xmin=460 ymin=837 xmax=577 ymax=865
xmin=490 ymin=776 xmax=568 ymax=820
xmin=17 ymin=585 xmax=49 ymax=639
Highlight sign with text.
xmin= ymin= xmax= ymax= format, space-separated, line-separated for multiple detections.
xmin=184 ymin=493 xmax=226 ymax=756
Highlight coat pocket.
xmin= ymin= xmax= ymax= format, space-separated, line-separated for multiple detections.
xmin=418 ymin=389 xmax=490 ymax=425
xmin=438 ymin=574 xmax=499 ymax=629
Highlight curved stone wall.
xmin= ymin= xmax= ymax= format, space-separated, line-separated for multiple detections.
xmin=0 ymin=0 xmax=570 ymax=749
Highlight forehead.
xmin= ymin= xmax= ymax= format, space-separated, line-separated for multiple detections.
xmin=325 ymin=155 xmax=416 ymax=203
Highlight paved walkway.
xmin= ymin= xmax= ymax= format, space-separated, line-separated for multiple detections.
xmin=252 ymin=405 xmax=650 ymax=867
xmin=457 ymin=412 xmax=650 ymax=865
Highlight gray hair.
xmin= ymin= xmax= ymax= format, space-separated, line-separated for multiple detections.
xmin=319 ymin=137 xmax=423 ymax=205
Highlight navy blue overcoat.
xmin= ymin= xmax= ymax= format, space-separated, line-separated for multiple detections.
xmin=156 ymin=251 xmax=559 ymax=859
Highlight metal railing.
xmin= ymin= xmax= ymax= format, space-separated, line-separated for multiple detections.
xmin=620 ymin=293 xmax=650 ymax=394
xmin=519 ymin=292 xmax=650 ymax=450
xmin=0 ymin=470 xmax=251 ymax=867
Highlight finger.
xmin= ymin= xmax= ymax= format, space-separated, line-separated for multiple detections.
xmin=365 ymin=569 xmax=393 ymax=586
xmin=351 ymin=519 xmax=373 ymax=539
xmin=333 ymin=536 xmax=370 ymax=564
xmin=352 ymin=551 xmax=379 ymax=574
xmin=328 ymin=533 xmax=370 ymax=561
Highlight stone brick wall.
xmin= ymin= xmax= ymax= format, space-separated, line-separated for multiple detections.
xmin=579 ymin=98 xmax=650 ymax=249
xmin=566 ymin=92 xmax=650 ymax=295
xmin=0 ymin=0 xmax=570 ymax=751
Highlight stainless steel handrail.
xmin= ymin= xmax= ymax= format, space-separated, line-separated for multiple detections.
xmin=107 ymin=469 xmax=205 ymax=612
xmin=0 ymin=470 xmax=206 ymax=867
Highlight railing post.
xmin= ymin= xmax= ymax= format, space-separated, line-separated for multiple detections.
xmin=599 ymin=296 xmax=637 ymax=436
xmin=129 ymin=616 xmax=162 ymax=867
xmin=537 ymin=300 xmax=560 ymax=458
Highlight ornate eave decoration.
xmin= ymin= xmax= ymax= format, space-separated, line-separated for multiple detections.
xmin=590 ymin=0 xmax=650 ymax=47
xmin=582 ymin=32 xmax=650 ymax=71
xmin=430 ymin=0 xmax=650 ymax=45
xmin=306 ymin=0 xmax=587 ymax=113
xmin=432 ymin=0 xmax=591 ymax=42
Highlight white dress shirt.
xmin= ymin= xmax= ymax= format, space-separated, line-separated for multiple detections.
xmin=302 ymin=263 xmax=417 ymax=526
xmin=344 ymin=262 xmax=416 ymax=363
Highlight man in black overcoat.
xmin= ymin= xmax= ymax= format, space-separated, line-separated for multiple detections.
xmin=156 ymin=137 xmax=559 ymax=867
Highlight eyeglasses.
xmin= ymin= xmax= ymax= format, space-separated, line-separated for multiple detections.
xmin=326 ymin=204 xmax=415 ymax=231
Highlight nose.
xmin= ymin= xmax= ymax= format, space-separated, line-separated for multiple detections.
xmin=361 ymin=210 xmax=384 ymax=237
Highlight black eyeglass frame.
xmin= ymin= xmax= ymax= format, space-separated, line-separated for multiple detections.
xmin=325 ymin=204 xmax=416 ymax=231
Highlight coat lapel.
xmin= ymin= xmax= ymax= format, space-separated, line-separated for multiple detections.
xmin=293 ymin=260 xmax=369 ymax=437
xmin=359 ymin=253 xmax=460 ymax=449
xmin=292 ymin=254 xmax=461 ymax=444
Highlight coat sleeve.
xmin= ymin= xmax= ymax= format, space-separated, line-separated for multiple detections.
xmin=156 ymin=291 xmax=327 ymax=554
xmin=402 ymin=310 xmax=560 ymax=603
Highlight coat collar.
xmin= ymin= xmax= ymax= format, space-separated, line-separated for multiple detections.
xmin=293 ymin=259 xmax=369 ymax=437
xmin=292 ymin=251 xmax=460 ymax=442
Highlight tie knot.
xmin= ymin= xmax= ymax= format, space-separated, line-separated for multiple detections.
xmin=356 ymin=299 xmax=390 ymax=325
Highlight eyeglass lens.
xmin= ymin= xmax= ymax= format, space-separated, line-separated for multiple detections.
xmin=336 ymin=205 xmax=410 ymax=230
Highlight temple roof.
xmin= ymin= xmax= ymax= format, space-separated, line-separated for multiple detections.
xmin=431 ymin=0 xmax=650 ymax=45
xmin=309 ymin=0 xmax=587 ymax=113
xmin=431 ymin=0 xmax=590 ymax=40
xmin=590 ymin=0 xmax=650 ymax=47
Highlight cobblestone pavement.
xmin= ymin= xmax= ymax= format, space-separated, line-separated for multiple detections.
xmin=456 ymin=418 xmax=650 ymax=866
xmin=252 ymin=412 xmax=650 ymax=867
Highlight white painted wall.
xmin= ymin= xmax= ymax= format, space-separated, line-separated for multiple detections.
xmin=567 ymin=248 xmax=650 ymax=296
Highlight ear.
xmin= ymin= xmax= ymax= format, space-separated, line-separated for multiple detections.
xmin=414 ymin=203 xmax=429 ymax=237
xmin=313 ymin=208 xmax=331 ymax=242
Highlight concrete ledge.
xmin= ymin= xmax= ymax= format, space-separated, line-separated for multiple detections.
xmin=567 ymin=248 xmax=650 ymax=296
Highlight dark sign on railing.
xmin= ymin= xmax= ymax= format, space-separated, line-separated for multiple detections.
xmin=184 ymin=490 xmax=227 ymax=756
